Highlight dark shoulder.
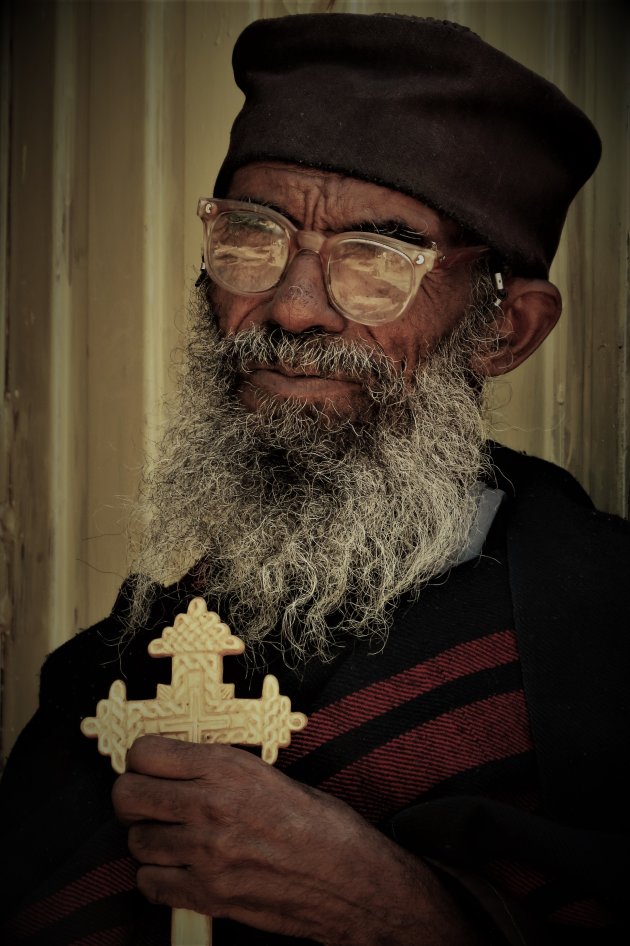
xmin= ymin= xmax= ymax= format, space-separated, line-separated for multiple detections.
xmin=39 ymin=578 xmax=192 ymax=723
xmin=489 ymin=450 xmax=629 ymax=821
xmin=490 ymin=442 xmax=592 ymax=503
xmin=490 ymin=443 xmax=629 ymax=652
xmin=489 ymin=442 xmax=629 ymax=536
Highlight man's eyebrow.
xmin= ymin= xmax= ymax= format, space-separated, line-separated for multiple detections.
xmin=229 ymin=195 xmax=302 ymax=228
xmin=348 ymin=219 xmax=434 ymax=247
xmin=227 ymin=198 xmax=435 ymax=245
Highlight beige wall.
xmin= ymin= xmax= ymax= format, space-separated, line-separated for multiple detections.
xmin=1 ymin=0 xmax=628 ymax=760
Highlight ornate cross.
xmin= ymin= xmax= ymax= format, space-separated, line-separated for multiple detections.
xmin=81 ymin=597 xmax=307 ymax=946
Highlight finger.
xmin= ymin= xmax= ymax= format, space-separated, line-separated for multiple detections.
xmin=136 ymin=863 xmax=261 ymax=918
xmin=112 ymin=771 xmax=200 ymax=825
xmin=126 ymin=735 xmax=254 ymax=780
xmin=136 ymin=864 xmax=201 ymax=912
xmin=126 ymin=735 xmax=209 ymax=778
xmin=128 ymin=821 xmax=204 ymax=867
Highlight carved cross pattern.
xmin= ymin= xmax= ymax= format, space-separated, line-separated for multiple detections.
xmin=81 ymin=597 xmax=307 ymax=946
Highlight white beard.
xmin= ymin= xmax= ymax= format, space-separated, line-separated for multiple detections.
xmin=128 ymin=280 xmax=496 ymax=664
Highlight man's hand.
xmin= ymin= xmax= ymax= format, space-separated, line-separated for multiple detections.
xmin=112 ymin=735 xmax=481 ymax=946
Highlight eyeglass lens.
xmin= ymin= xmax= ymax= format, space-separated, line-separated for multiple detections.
xmin=329 ymin=240 xmax=413 ymax=323
xmin=208 ymin=210 xmax=416 ymax=324
xmin=210 ymin=212 xmax=289 ymax=293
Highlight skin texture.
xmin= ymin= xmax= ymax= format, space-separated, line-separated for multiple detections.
xmin=114 ymin=737 xmax=482 ymax=945
xmin=113 ymin=163 xmax=563 ymax=942
xmin=214 ymin=163 xmax=561 ymax=422
xmin=216 ymin=163 xmax=477 ymax=423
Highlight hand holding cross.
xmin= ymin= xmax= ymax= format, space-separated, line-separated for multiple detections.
xmin=81 ymin=597 xmax=307 ymax=946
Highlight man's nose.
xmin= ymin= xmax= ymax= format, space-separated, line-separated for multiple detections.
xmin=265 ymin=251 xmax=347 ymax=335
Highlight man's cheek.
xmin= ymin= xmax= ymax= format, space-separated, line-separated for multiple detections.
xmin=210 ymin=285 xmax=267 ymax=336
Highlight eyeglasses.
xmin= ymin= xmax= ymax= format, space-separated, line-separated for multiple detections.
xmin=197 ymin=197 xmax=488 ymax=326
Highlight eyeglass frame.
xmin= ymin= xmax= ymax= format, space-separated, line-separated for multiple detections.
xmin=196 ymin=197 xmax=489 ymax=325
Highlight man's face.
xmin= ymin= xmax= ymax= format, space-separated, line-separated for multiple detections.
xmin=215 ymin=162 xmax=476 ymax=423
xmin=128 ymin=163 xmax=496 ymax=656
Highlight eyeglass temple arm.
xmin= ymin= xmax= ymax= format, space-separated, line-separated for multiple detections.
xmin=195 ymin=251 xmax=208 ymax=288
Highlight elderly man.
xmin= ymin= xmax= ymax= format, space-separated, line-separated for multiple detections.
xmin=0 ymin=12 xmax=626 ymax=946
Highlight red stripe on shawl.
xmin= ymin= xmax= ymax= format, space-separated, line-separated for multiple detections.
xmin=318 ymin=689 xmax=532 ymax=821
xmin=281 ymin=629 xmax=519 ymax=765
xmin=68 ymin=926 xmax=133 ymax=946
xmin=549 ymin=899 xmax=614 ymax=929
xmin=6 ymin=857 xmax=136 ymax=939
xmin=484 ymin=857 xmax=547 ymax=898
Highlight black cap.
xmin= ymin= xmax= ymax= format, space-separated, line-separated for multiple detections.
xmin=215 ymin=13 xmax=601 ymax=277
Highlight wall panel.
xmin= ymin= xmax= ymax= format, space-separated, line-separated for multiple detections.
xmin=84 ymin=0 xmax=147 ymax=622
xmin=3 ymin=0 xmax=57 ymax=758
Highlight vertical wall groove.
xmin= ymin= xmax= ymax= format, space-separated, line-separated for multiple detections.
xmin=0 ymin=0 xmax=14 ymax=765
xmin=49 ymin=2 xmax=78 ymax=650
xmin=3 ymin=0 xmax=56 ymax=760
xmin=143 ymin=1 xmax=168 ymax=454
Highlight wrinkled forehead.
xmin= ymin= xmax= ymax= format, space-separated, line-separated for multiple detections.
xmin=226 ymin=162 xmax=468 ymax=248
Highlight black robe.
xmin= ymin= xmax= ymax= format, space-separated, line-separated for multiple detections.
xmin=1 ymin=446 xmax=628 ymax=945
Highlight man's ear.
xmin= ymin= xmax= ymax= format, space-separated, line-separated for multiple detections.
xmin=473 ymin=277 xmax=562 ymax=377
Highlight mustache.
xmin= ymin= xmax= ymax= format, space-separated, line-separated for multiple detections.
xmin=212 ymin=324 xmax=400 ymax=386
